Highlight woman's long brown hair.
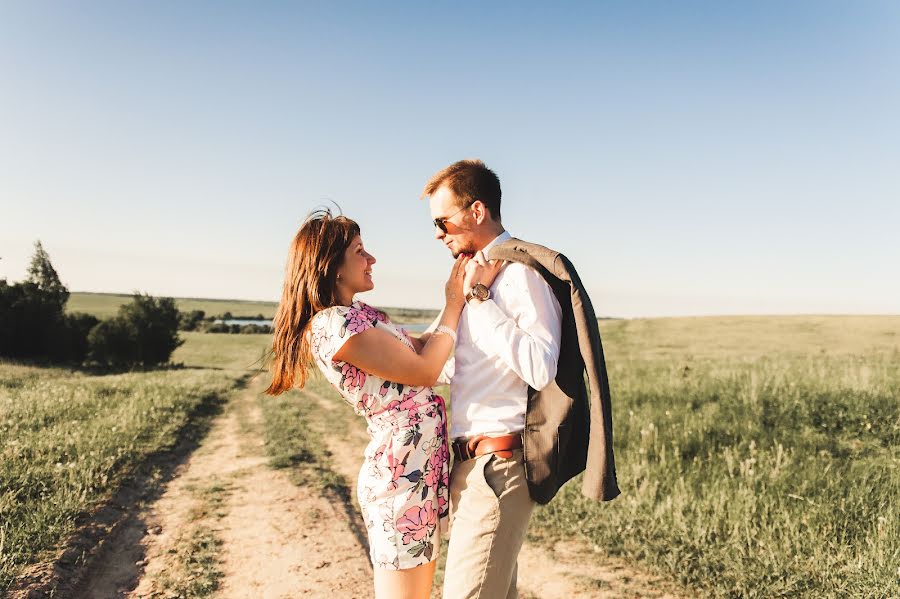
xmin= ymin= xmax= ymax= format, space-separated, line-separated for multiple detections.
xmin=266 ymin=209 xmax=360 ymax=395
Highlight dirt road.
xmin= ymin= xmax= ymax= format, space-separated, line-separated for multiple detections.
xmin=60 ymin=380 xmax=681 ymax=598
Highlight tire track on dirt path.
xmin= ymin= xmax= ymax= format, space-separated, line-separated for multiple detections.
xmin=76 ymin=378 xmax=372 ymax=598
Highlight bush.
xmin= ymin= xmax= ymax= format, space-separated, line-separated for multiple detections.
xmin=87 ymin=294 xmax=184 ymax=368
xmin=239 ymin=324 xmax=271 ymax=334
xmin=61 ymin=312 xmax=100 ymax=362
xmin=0 ymin=280 xmax=51 ymax=359
xmin=121 ymin=294 xmax=183 ymax=366
xmin=87 ymin=317 xmax=139 ymax=368
xmin=0 ymin=280 xmax=78 ymax=363
xmin=178 ymin=309 xmax=206 ymax=331
xmin=0 ymin=242 xmax=89 ymax=364
xmin=0 ymin=244 xmax=184 ymax=369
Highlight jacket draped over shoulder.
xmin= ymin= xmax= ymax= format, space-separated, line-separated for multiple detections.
xmin=490 ymin=238 xmax=620 ymax=504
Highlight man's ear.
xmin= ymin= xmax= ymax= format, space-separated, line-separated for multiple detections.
xmin=471 ymin=200 xmax=488 ymax=225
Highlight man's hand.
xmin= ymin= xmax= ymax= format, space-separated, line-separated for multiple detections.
xmin=463 ymin=251 xmax=506 ymax=298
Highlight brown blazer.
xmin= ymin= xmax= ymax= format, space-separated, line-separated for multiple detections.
xmin=489 ymin=238 xmax=620 ymax=504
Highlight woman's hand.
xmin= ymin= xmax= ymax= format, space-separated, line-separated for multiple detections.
xmin=409 ymin=332 xmax=430 ymax=354
xmin=445 ymin=254 xmax=469 ymax=312
xmin=463 ymin=251 xmax=506 ymax=297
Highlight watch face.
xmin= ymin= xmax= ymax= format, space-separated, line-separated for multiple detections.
xmin=474 ymin=284 xmax=490 ymax=300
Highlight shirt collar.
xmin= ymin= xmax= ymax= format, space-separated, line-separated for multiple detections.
xmin=482 ymin=230 xmax=512 ymax=260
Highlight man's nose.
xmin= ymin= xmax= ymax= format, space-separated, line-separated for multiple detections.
xmin=434 ymin=227 xmax=445 ymax=241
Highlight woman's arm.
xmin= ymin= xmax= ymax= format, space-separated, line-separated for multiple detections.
xmin=333 ymin=255 xmax=468 ymax=386
xmin=409 ymin=331 xmax=432 ymax=353
xmin=334 ymin=326 xmax=452 ymax=387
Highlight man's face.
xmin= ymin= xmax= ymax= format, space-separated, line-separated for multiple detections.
xmin=429 ymin=185 xmax=478 ymax=258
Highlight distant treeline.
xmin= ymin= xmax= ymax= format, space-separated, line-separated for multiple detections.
xmin=0 ymin=242 xmax=182 ymax=368
xmin=179 ymin=310 xmax=272 ymax=335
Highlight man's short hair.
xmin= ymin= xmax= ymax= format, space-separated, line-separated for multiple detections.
xmin=421 ymin=159 xmax=502 ymax=221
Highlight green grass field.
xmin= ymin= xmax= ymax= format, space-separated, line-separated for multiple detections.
xmin=67 ymin=292 xmax=280 ymax=320
xmin=67 ymin=292 xmax=439 ymax=323
xmin=265 ymin=315 xmax=900 ymax=597
xmin=0 ymin=333 xmax=271 ymax=593
xmin=3 ymin=315 xmax=897 ymax=596
xmin=532 ymin=315 xmax=900 ymax=598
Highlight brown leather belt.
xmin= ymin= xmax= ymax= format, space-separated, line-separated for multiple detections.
xmin=451 ymin=433 xmax=523 ymax=462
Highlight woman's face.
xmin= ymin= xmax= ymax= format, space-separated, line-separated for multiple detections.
xmin=335 ymin=235 xmax=376 ymax=299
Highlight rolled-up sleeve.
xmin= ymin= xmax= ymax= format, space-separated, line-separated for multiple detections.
xmin=466 ymin=264 xmax=562 ymax=390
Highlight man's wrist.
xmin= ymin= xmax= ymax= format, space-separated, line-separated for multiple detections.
xmin=465 ymin=283 xmax=491 ymax=304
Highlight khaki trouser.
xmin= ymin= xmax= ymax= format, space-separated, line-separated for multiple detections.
xmin=442 ymin=448 xmax=535 ymax=599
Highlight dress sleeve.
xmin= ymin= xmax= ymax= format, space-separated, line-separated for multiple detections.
xmin=311 ymin=305 xmax=378 ymax=365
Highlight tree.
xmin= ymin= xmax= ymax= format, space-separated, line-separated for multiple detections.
xmin=87 ymin=295 xmax=183 ymax=368
xmin=26 ymin=241 xmax=69 ymax=311
xmin=117 ymin=293 xmax=184 ymax=366
xmin=62 ymin=312 xmax=100 ymax=362
xmin=178 ymin=309 xmax=206 ymax=331
xmin=0 ymin=242 xmax=76 ymax=361
xmin=88 ymin=317 xmax=139 ymax=368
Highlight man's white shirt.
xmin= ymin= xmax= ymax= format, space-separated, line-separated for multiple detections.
xmin=444 ymin=231 xmax=563 ymax=440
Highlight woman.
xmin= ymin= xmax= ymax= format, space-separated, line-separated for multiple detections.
xmin=266 ymin=209 xmax=500 ymax=599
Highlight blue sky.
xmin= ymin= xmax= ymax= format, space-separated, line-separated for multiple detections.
xmin=1 ymin=1 xmax=898 ymax=317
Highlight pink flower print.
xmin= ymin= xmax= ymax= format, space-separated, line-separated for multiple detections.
xmin=421 ymin=403 xmax=437 ymax=420
xmin=358 ymin=303 xmax=388 ymax=323
xmin=386 ymin=394 xmax=423 ymax=426
xmin=355 ymin=393 xmax=376 ymax=414
xmin=397 ymin=501 xmax=437 ymax=545
xmin=345 ymin=308 xmax=373 ymax=335
xmin=386 ymin=394 xmax=419 ymax=414
xmin=340 ymin=363 xmax=366 ymax=393
xmin=423 ymin=448 xmax=444 ymax=490
xmin=372 ymin=444 xmax=386 ymax=461
xmin=386 ymin=452 xmax=405 ymax=490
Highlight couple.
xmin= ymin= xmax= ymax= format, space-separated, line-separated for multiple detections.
xmin=266 ymin=159 xmax=619 ymax=599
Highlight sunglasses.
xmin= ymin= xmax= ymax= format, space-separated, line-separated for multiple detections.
xmin=433 ymin=200 xmax=475 ymax=233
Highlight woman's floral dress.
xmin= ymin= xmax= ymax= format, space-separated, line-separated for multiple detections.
xmin=310 ymin=301 xmax=450 ymax=570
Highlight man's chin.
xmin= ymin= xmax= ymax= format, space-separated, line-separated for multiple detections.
xmin=451 ymin=246 xmax=476 ymax=259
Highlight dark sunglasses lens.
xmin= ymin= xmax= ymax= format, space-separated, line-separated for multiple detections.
xmin=434 ymin=219 xmax=447 ymax=233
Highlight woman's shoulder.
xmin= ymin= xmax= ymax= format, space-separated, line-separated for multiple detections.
xmin=352 ymin=301 xmax=390 ymax=324
xmin=311 ymin=304 xmax=342 ymax=322
xmin=311 ymin=301 xmax=388 ymax=337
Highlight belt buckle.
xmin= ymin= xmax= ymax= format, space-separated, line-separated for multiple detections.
xmin=466 ymin=434 xmax=486 ymax=460
xmin=454 ymin=437 xmax=478 ymax=461
xmin=452 ymin=440 xmax=466 ymax=461
xmin=461 ymin=443 xmax=472 ymax=461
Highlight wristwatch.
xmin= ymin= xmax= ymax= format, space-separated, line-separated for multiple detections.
xmin=465 ymin=283 xmax=491 ymax=303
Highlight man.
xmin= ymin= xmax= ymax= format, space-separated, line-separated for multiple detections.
xmin=422 ymin=159 xmax=619 ymax=599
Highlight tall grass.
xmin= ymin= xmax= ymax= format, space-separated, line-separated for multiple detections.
xmin=255 ymin=375 xmax=347 ymax=491
xmin=531 ymin=317 xmax=900 ymax=598
xmin=0 ymin=330 xmax=269 ymax=592
xmin=3 ymin=315 xmax=896 ymax=596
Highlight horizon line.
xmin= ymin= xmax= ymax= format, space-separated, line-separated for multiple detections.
xmin=68 ymin=290 xmax=900 ymax=320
